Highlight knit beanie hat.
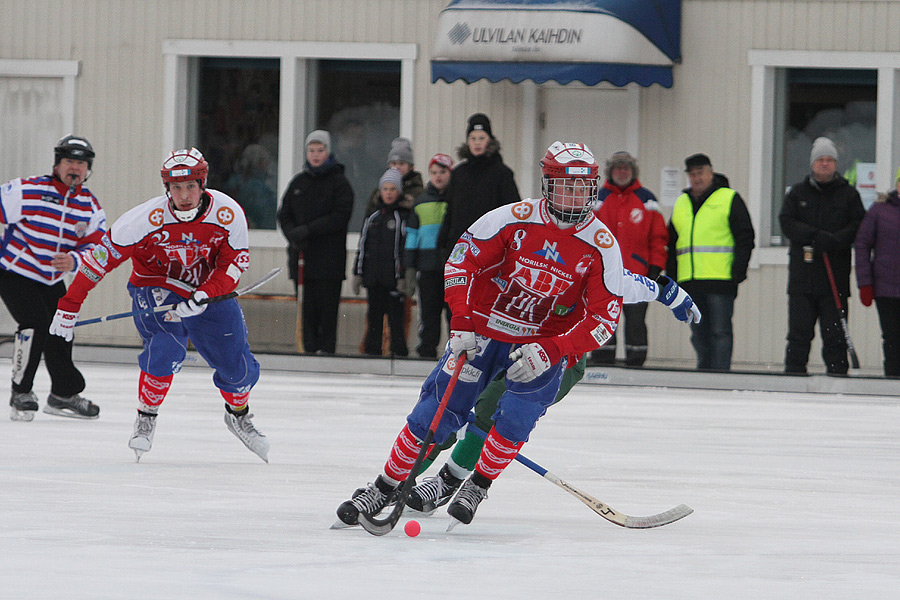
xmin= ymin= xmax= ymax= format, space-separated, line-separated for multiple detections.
xmin=387 ymin=137 xmax=414 ymax=165
xmin=429 ymin=153 xmax=454 ymax=170
xmin=810 ymin=137 xmax=838 ymax=165
xmin=379 ymin=167 xmax=404 ymax=192
xmin=466 ymin=113 xmax=493 ymax=139
xmin=605 ymin=151 xmax=639 ymax=181
xmin=305 ymin=130 xmax=331 ymax=153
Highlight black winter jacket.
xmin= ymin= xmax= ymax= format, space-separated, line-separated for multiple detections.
xmin=438 ymin=139 xmax=520 ymax=260
xmin=277 ymin=158 xmax=354 ymax=282
xmin=354 ymin=199 xmax=410 ymax=289
xmin=779 ymin=174 xmax=865 ymax=296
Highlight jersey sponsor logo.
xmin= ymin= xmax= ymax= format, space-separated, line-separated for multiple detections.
xmin=508 ymin=259 xmax=572 ymax=296
xmin=442 ymin=355 xmax=483 ymax=383
xmin=553 ymin=303 xmax=574 ymax=316
xmin=165 ymin=243 xmax=211 ymax=269
xmin=594 ymin=228 xmax=614 ymax=248
xmin=216 ymin=207 xmax=235 ymax=225
xmin=90 ymin=245 xmax=109 ymax=267
xmin=511 ymin=201 xmax=533 ymax=220
xmin=486 ymin=314 xmax=537 ymax=337
xmin=149 ymin=208 xmax=165 ymax=226
xmin=590 ymin=322 xmax=613 ymax=345
xmin=234 ymin=250 xmax=250 ymax=270
xmin=79 ymin=264 xmax=101 ymax=283
xmin=41 ymin=193 xmax=60 ymax=205
xmin=534 ymin=240 xmax=565 ymax=265
xmin=445 ymin=275 xmax=467 ymax=288
xmin=448 ymin=242 xmax=468 ymax=264
xmin=606 ymin=298 xmax=622 ymax=320
xmin=444 ymin=264 xmax=466 ymax=276
xmin=101 ymin=234 xmax=122 ymax=259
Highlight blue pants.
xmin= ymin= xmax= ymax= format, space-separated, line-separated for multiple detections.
xmin=128 ymin=284 xmax=260 ymax=394
xmin=688 ymin=291 xmax=735 ymax=371
xmin=407 ymin=336 xmax=566 ymax=445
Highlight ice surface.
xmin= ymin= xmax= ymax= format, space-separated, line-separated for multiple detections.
xmin=1 ymin=360 xmax=898 ymax=599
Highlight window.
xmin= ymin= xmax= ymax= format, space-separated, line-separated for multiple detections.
xmin=749 ymin=51 xmax=900 ymax=261
xmin=163 ymin=41 xmax=416 ymax=243
xmin=771 ymin=68 xmax=876 ymax=243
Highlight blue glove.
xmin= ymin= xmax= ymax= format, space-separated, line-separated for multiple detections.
xmin=656 ymin=275 xmax=701 ymax=324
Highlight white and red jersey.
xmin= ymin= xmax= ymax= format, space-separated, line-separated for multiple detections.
xmin=59 ymin=189 xmax=249 ymax=311
xmin=0 ymin=175 xmax=106 ymax=285
xmin=444 ymin=197 xmax=658 ymax=366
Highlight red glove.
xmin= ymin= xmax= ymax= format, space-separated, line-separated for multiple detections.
xmin=859 ymin=285 xmax=874 ymax=307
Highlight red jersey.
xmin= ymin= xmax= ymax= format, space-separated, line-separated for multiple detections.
xmin=59 ymin=190 xmax=249 ymax=311
xmin=444 ymin=197 xmax=651 ymax=366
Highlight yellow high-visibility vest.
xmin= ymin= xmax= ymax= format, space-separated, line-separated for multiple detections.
xmin=671 ymin=188 xmax=736 ymax=282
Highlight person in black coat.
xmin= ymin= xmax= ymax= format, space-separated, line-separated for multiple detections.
xmin=352 ymin=168 xmax=410 ymax=357
xmin=438 ymin=113 xmax=520 ymax=263
xmin=779 ymin=137 xmax=865 ymax=374
xmin=277 ymin=130 xmax=354 ymax=354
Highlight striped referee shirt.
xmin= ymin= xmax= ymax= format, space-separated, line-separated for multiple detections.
xmin=0 ymin=175 xmax=106 ymax=285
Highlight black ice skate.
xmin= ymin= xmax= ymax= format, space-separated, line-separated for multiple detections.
xmin=128 ymin=410 xmax=158 ymax=462
xmin=9 ymin=390 xmax=39 ymax=422
xmin=224 ymin=405 xmax=269 ymax=463
xmin=42 ymin=392 xmax=99 ymax=419
xmin=447 ymin=473 xmax=491 ymax=527
xmin=408 ymin=464 xmax=463 ymax=516
xmin=336 ymin=475 xmax=397 ymax=526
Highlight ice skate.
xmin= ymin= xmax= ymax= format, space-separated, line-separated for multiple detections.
xmin=335 ymin=476 xmax=397 ymax=526
xmin=224 ymin=407 xmax=269 ymax=463
xmin=42 ymin=392 xmax=99 ymax=419
xmin=447 ymin=474 xmax=490 ymax=528
xmin=9 ymin=390 xmax=39 ymax=422
xmin=128 ymin=411 xmax=158 ymax=462
xmin=408 ymin=464 xmax=463 ymax=516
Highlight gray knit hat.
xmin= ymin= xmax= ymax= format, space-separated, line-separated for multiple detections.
xmin=305 ymin=129 xmax=331 ymax=153
xmin=387 ymin=137 xmax=414 ymax=165
xmin=810 ymin=137 xmax=838 ymax=165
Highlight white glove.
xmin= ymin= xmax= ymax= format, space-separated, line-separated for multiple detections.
xmin=507 ymin=343 xmax=553 ymax=383
xmin=174 ymin=291 xmax=209 ymax=318
xmin=448 ymin=330 xmax=477 ymax=360
xmin=656 ymin=275 xmax=702 ymax=324
xmin=49 ymin=308 xmax=79 ymax=342
xmin=351 ymin=275 xmax=362 ymax=295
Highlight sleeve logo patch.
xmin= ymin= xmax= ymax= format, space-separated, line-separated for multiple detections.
xmin=594 ymin=228 xmax=614 ymax=249
xmin=217 ymin=207 xmax=235 ymax=225
xmin=448 ymin=242 xmax=468 ymax=265
xmin=511 ymin=202 xmax=533 ymax=220
xmin=445 ymin=276 xmax=467 ymax=288
xmin=149 ymin=208 xmax=165 ymax=227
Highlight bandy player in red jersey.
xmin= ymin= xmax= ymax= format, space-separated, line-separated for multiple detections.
xmin=49 ymin=148 xmax=268 ymax=463
xmin=337 ymin=142 xmax=701 ymax=528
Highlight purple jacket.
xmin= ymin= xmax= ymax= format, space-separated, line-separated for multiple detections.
xmin=854 ymin=191 xmax=900 ymax=298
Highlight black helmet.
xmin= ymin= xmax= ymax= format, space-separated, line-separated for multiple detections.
xmin=54 ymin=135 xmax=95 ymax=168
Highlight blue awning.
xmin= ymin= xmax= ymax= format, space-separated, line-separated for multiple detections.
xmin=431 ymin=0 xmax=682 ymax=88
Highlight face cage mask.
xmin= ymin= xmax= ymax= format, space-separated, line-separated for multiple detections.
xmin=542 ymin=177 xmax=598 ymax=223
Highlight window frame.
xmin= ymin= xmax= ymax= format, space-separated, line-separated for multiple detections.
xmin=749 ymin=50 xmax=900 ymax=266
xmin=162 ymin=40 xmax=418 ymax=248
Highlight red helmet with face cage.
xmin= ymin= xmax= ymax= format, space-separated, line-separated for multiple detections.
xmin=160 ymin=148 xmax=209 ymax=188
xmin=540 ymin=142 xmax=599 ymax=223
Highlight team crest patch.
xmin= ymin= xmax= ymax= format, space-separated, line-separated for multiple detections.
xmin=75 ymin=222 xmax=88 ymax=237
xmin=149 ymin=208 xmax=164 ymax=226
xmin=511 ymin=201 xmax=533 ymax=220
xmin=448 ymin=242 xmax=468 ymax=265
xmin=90 ymin=245 xmax=109 ymax=267
xmin=594 ymin=228 xmax=614 ymax=249
xmin=217 ymin=207 xmax=235 ymax=225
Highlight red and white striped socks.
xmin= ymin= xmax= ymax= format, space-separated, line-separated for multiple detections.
xmin=138 ymin=371 xmax=173 ymax=413
xmin=383 ymin=423 xmax=434 ymax=484
xmin=474 ymin=427 xmax=524 ymax=481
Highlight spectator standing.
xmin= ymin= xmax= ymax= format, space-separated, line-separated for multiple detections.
xmin=277 ymin=130 xmax=354 ymax=354
xmin=438 ymin=113 xmax=520 ymax=263
xmin=589 ymin=151 xmax=668 ymax=366
xmin=404 ymin=153 xmax=453 ymax=358
xmin=780 ymin=137 xmax=865 ymax=375
xmin=666 ymin=153 xmax=755 ymax=371
xmin=352 ymin=168 xmax=411 ymax=357
xmin=0 ymin=135 xmax=105 ymax=421
xmin=854 ymin=170 xmax=900 ymax=377
xmin=364 ymin=137 xmax=424 ymax=213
